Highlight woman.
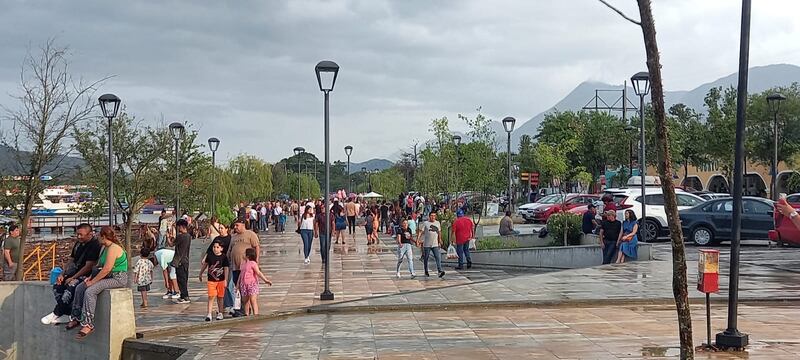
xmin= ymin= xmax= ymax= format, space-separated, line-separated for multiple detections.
xmin=370 ymin=206 xmax=380 ymax=245
xmin=395 ymin=219 xmax=416 ymax=278
xmin=207 ymin=216 xmax=221 ymax=242
xmin=139 ymin=224 xmax=156 ymax=253
xmin=332 ymin=200 xmax=346 ymax=245
xmin=617 ymin=210 xmax=639 ymax=263
xmin=299 ymin=205 xmax=315 ymax=264
xmin=365 ymin=207 xmax=375 ymax=246
xmin=67 ymin=226 xmax=128 ymax=339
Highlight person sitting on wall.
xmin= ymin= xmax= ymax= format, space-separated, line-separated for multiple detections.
xmin=498 ymin=211 xmax=520 ymax=236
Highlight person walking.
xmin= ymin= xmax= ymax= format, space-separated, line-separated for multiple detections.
xmin=132 ymin=248 xmax=154 ymax=308
xmin=617 ymin=210 xmax=639 ymax=263
xmin=451 ymin=209 xmax=474 ymax=270
xmin=365 ymin=207 xmax=376 ymax=245
xmin=228 ymin=219 xmax=260 ymax=316
xmin=314 ymin=204 xmax=334 ymax=265
xmin=259 ymin=204 xmax=268 ymax=232
xmin=345 ymin=198 xmax=357 ymax=238
xmin=199 ymin=239 xmax=229 ymax=321
xmin=332 ymin=200 xmax=346 ymax=245
xmin=379 ymin=201 xmax=389 ymax=233
xmin=599 ymin=211 xmax=622 ymax=265
xmin=236 ymin=248 xmax=272 ymax=316
xmin=418 ymin=211 xmax=445 ymax=278
xmin=299 ymin=205 xmax=315 ymax=265
xmin=171 ymin=219 xmax=192 ymax=303
xmin=2 ymin=224 xmax=21 ymax=281
xmin=395 ymin=219 xmax=416 ymax=279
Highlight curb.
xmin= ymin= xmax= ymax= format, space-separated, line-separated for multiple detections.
xmin=137 ymin=309 xmax=305 ymax=338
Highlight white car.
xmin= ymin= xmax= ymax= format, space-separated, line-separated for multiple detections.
xmin=604 ymin=187 xmax=706 ymax=241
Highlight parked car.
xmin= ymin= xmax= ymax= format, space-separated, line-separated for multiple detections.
xmin=691 ymin=191 xmax=731 ymax=201
xmin=680 ymin=197 xmax=775 ymax=245
xmin=768 ymin=193 xmax=800 ymax=246
xmin=517 ymin=193 xmax=598 ymax=223
xmin=604 ymin=187 xmax=706 ymax=241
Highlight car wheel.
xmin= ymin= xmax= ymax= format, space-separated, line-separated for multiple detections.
xmin=642 ymin=219 xmax=660 ymax=242
xmin=692 ymin=226 xmax=714 ymax=246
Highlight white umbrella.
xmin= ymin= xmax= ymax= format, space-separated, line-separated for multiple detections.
xmin=362 ymin=192 xmax=383 ymax=198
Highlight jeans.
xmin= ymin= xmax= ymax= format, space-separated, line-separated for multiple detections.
xmin=259 ymin=216 xmax=267 ymax=231
xmin=175 ymin=262 xmax=189 ymax=299
xmin=53 ymin=277 xmax=84 ymax=316
xmin=300 ymin=229 xmax=313 ymax=258
xmin=396 ymin=243 xmax=415 ymax=275
xmin=319 ymin=233 xmax=330 ymax=264
xmin=380 ymin=217 xmax=390 ymax=232
xmin=2 ymin=263 xmax=17 ymax=281
xmin=422 ymin=246 xmax=443 ymax=274
xmin=224 ymin=275 xmax=234 ymax=308
xmin=456 ymin=242 xmax=471 ymax=267
xmin=157 ymin=231 xmax=167 ymax=249
xmin=602 ymin=241 xmax=618 ymax=265
xmin=347 ymin=216 xmax=356 ymax=234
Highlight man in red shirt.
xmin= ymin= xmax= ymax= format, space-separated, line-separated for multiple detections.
xmin=451 ymin=209 xmax=474 ymax=270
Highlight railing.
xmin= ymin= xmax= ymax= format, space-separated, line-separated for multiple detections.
xmin=23 ymin=243 xmax=56 ymax=281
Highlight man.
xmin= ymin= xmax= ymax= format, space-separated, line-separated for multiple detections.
xmin=379 ymin=201 xmax=389 ymax=232
xmin=249 ymin=206 xmax=258 ymax=232
xmin=498 ymin=211 xmax=519 ymax=236
xmin=228 ymin=219 xmax=260 ymax=315
xmin=314 ymin=204 xmax=334 ymax=264
xmin=41 ymin=223 xmax=102 ymax=325
xmin=259 ymin=204 xmax=268 ymax=232
xmin=598 ymin=211 xmax=622 ymax=265
xmin=273 ymin=202 xmax=284 ymax=232
xmin=157 ymin=212 xmax=172 ymax=249
xmin=171 ymin=219 xmax=192 ymax=303
xmin=345 ymin=198 xmax=357 ymax=237
xmin=418 ymin=211 xmax=445 ymax=278
xmin=2 ymin=224 xmax=21 ymax=281
xmin=451 ymin=209 xmax=474 ymax=270
xmin=582 ymin=204 xmax=599 ymax=243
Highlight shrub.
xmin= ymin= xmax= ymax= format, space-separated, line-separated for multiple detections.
xmin=546 ymin=212 xmax=583 ymax=246
xmin=476 ymin=236 xmax=519 ymax=250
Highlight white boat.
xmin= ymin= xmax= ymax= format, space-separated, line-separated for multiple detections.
xmin=30 ymin=188 xmax=91 ymax=216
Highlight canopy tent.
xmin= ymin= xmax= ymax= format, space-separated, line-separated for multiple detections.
xmin=362 ymin=192 xmax=383 ymax=199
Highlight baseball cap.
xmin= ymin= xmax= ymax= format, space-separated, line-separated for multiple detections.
xmin=456 ymin=209 xmax=465 ymax=217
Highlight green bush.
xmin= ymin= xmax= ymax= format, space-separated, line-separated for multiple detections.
xmin=546 ymin=212 xmax=583 ymax=246
xmin=216 ymin=205 xmax=236 ymax=226
xmin=476 ymin=236 xmax=519 ymax=250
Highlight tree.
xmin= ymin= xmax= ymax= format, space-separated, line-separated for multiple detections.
xmin=1 ymin=40 xmax=102 ymax=280
xmin=746 ymin=84 xmax=800 ymax=177
xmin=669 ymin=104 xmax=709 ymax=181
xmin=74 ymin=111 xmax=170 ymax=277
xmin=599 ymin=0 xmax=694 ymax=356
xmin=224 ymin=154 xmax=273 ymax=203
xmin=371 ymin=168 xmax=405 ymax=199
xmin=704 ymin=86 xmax=739 ymax=179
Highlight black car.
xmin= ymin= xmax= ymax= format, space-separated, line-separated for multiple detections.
xmin=679 ymin=197 xmax=774 ymax=246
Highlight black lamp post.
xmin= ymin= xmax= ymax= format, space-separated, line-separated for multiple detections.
xmin=344 ymin=145 xmax=353 ymax=193
xmin=624 ymin=125 xmax=636 ymax=183
xmin=362 ymin=167 xmax=369 ymax=192
xmin=208 ymin=137 xmax=220 ymax=217
xmin=315 ymin=60 xmax=339 ymax=301
xmin=452 ymin=135 xmax=462 ymax=205
xmin=98 ymin=94 xmax=121 ymax=226
xmin=169 ymin=122 xmax=185 ymax=220
xmin=767 ymin=93 xmax=787 ymax=200
xmin=502 ymin=117 xmax=516 ymax=212
xmin=631 ymin=71 xmax=650 ymax=242
xmin=717 ymin=1 xmax=751 ymax=348
xmin=294 ymin=147 xmax=305 ymax=200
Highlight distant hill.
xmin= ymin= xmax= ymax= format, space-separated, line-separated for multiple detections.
xmin=0 ymin=145 xmax=84 ymax=182
xmin=351 ymin=158 xmax=394 ymax=172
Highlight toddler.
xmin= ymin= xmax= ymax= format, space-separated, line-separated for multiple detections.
xmin=132 ymin=248 xmax=154 ymax=308
xmin=236 ymin=248 xmax=272 ymax=315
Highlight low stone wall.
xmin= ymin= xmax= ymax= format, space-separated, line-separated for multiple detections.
xmin=0 ymin=282 xmax=136 ymax=360
xmin=444 ymin=244 xmax=653 ymax=269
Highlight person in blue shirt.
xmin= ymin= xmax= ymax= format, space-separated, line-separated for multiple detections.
xmin=582 ymin=204 xmax=598 ymax=234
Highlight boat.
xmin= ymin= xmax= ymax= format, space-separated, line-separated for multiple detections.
xmin=30 ymin=187 xmax=91 ymax=216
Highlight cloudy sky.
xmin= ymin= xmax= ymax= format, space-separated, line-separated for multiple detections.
xmin=1 ymin=0 xmax=799 ymax=164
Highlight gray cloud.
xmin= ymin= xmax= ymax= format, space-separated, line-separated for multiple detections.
xmin=1 ymin=0 xmax=799 ymax=163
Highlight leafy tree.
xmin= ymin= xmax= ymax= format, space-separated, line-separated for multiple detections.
xmin=224 ymin=154 xmax=273 ymax=203
xmin=371 ymin=168 xmax=405 ymax=199
xmin=704 ymin=86 xmax=739 ymax=178
xmin=154 ymin=123 xmax=214 ymax=215
xmin=745 ymin=84 xmax=800 ymax=174
xmin=669 ymin=104 xmax=708 ymax=180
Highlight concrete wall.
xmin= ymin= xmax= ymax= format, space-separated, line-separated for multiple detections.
xmin=479 ymin=234 xmax=552 ymax=248
xmin=445 ymin=244 xmax=652 ymax=269
xmin=0 ymin=282 xmax=136 ymax=360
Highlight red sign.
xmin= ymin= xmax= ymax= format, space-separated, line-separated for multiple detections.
xmin=531 ymin=172 xmax=539 ymax=186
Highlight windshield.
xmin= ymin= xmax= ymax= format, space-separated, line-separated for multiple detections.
xmin=538 ymin=194 xmax=564 ymax=204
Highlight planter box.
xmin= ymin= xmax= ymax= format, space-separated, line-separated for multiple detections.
xmin=444 ymin=243 xmax=653 ymax=269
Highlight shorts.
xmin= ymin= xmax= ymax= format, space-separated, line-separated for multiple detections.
xmin=167 ymin=266 xmax=176 ymax=278
xmin=137 ymin=284 xmax=151 ymax=292
xmin=240 ymin=282 xmax=260 ymax=297
xmin=207 ymin=280 xmax=226 ymax=298
xmin=365 ymin=225 xmax=373 ymax=235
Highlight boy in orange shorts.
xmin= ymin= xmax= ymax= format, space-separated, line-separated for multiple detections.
xmin=199 ymin=240 xmax=229 ymax=321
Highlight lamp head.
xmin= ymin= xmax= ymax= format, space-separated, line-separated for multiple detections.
xmin=315 ymin=60 xmax=339 ymax=92
xmin=502 ymin=116 xmax=516 ymax=133
xmin=293 ymin=146 xmax=306 ymax=156
xmin=344 ymin=145 xmax=353 ymax=156
xmin=98 ymin=93 xmax=121 ymax=119
xmin=168 ymin=122 xmax=185 ymax=141
xmin=207 ymin=137 xmax=220 ymax=152
xmin=630 ymin=71 xmax=650 ymax=97
xmin=767 ymin=93 xmax=787 ymax=114
xmin=452 ymin=135 xmax=462 ymax=146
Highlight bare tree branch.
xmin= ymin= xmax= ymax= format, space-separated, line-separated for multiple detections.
xmin=597 ymin=0 xmax=641 ymax=26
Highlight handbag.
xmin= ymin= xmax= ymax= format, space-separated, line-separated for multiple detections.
xmin=90 ymin=266 xmax=113 ymax=280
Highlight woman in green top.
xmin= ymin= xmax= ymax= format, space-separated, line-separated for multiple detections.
xmin=67 ymin=226 xmax=129 ymax=340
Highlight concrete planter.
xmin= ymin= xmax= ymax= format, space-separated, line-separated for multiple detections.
xmin=444 ymin=243 xmax=652 ymax=269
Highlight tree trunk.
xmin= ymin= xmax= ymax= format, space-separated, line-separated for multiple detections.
xmin=637 ymin=1 xmax=694 ymax=358
xmin=124 ymin=212 xmax=135 ymax=287
xmin=14 ymin=196 xmax=35 ymax=281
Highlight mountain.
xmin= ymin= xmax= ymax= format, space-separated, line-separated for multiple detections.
xmin=0 ymin=145 xmax=85 ymax=182
xmin=351 ymin=158 xmax=394 ymax=172
xmin=506 ymin=63 xmax=800 ymax=149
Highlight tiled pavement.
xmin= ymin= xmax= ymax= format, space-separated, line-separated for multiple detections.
xmin=154 ymin=303 xmax=800 ymax=359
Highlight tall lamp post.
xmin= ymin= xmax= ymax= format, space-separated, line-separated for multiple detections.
xmin=294 ymin=147 xmax=305 ymax=200
xmin=624 ymin=125 xmax=636 ymax=183
xmin=98 ymin=94 xmax=121 ymax=226
xmin=452 ymin=135 xmax=462 ymax=207
xmin=169 ymin=122 xmax=185 ymax=220
xmin=502 ymin=117 xmax=516 ymax=212
xmin=344 ymin=145 xmax=353 ymax=193
xmin=315 ymin=60 xmax=339 ymax=301
xmin=630 ymin=71 xmax=650 ymax=242
xmin=208 ymin=137 xmax=220 ymax=217
xmin=362 ymin=167 xmax=370 ymax=192
xmin=767 ymin=93 xmax=787 ymax=200
xmin=717 ymin=0 xmax=751 ymax=349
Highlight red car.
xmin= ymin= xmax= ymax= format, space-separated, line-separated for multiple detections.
xmin=768 ymin=194 xmax=800 ymax=245
xmin=527 ymin=193 xmax=599 ymax=222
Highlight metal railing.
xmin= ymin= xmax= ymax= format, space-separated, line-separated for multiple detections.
xmin=23 ymin=243 xmax=56 ymax=281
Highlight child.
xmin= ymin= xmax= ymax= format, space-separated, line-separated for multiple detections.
xmin=132 ymin=248 xmax=154 ymax=308
xmin=154 ymin=248 xmax=179 ymax=299
xmin=199 ymin=240 xmax=229 ymax=321
xmin=236 ymin=248 xmax=272 ymax=316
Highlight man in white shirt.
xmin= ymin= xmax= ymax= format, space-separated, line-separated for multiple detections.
xmin=273 ymin=204 xmax=284 ymax=232
xmin=259 ymin=205 xmax=268 ymax=231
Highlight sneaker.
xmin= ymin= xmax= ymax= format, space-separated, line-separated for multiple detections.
xmin=161 ymin=292 xmax=173 ymax=299
xmin=410 ymin=273 xmax=416 ymax=279
xmin=439 ymin=271 xmax=446 ymax=278
xmin=454 ymin=266 xmax=464 ymax=270
xmin=424 ymin=271 xmax=430 ymax=277
xmin=467 ymin=262 xmax=472 ymax=269
xmin=304 ymin=258 xmax=310 ymax=265
xmin=170 ymin=293 xmax=181 ymax=299
xmin=216 ymin=313 xmax=224 ymax=320
xmin=54 ymin=315 xmax=71 ymax=324
xmin=41 ymin=312 xmax=58 ymax=325
xmin=175 ymin=298 xmax=190 ymax=304
xmin=205 ymin=315 xmax=212 ymax=322
xmin=396 ymin=272 xmax=401 ymax=279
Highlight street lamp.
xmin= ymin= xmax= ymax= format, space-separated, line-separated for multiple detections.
xmin=315 ymin=60 xmax=339 ymax=301
xmin=294 ymin=147 xmax=305 ymax=201
xmin=169 ymin=122 xmax=185 ymax=221
xmin=624 ymin=125 xmax=636 ymax=183
xmin=631 ymin=71 xmax=650 ymax=242
xmin=344 ymin=145 xmax=353 ymax=193
xmin=208 ymin=137 xmax=220 ymax=217
xmin=362 ymin=167 xmax=370 ymax=192
xmin=98 ymin=94 xmax=121 ymax=226
xmin=452 ymin=135 xmax=462 ymax=205
xmin=502 ymin=117 xmax=516 ymax=211
xmin=767 ymin=93 xmax=787 ymax=200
